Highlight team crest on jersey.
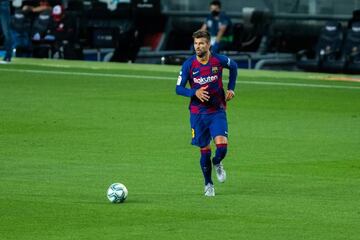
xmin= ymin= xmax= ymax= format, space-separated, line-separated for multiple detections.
xmin=212 ymin=67 xmax=218 ymax=74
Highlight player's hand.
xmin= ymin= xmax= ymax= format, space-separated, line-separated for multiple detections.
xmin=225 ymin=90 xmax=235 ymax=101
xmin=195 ymin=85 xmax=210 ymax=102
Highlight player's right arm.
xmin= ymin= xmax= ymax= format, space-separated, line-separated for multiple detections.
xmin=176 ymin=61 xmax=196 ymax=97
xmin=176 ymin=60 xmax=210 ymax=102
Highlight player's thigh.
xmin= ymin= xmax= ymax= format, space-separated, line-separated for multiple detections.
xmin=190 ymin=114 xmax=211 ymax=147
xmin=209 ymin=111 xmax=228 ymax=140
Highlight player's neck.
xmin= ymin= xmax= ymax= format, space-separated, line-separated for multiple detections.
xmin=197 ymin=51 xmax=211 ymax=64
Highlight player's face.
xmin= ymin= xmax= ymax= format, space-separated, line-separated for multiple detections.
xmin=194 ymin=37 xmax=210 ymax=58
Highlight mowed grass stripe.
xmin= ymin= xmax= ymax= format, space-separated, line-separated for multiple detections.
xmin=0 ymin=61 xmax=359 ymax=240
xmin=1 ymin=67 xmax=360 ymax=90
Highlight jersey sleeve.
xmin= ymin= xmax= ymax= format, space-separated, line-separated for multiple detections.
xmin=175 ymin=60 xmax=196 ymax=97
xmin=218 ymin=55 xmax=238 ymax=91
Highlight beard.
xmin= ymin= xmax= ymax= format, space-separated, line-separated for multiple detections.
xmin=196 ymin=49 xmax=207 ymax=58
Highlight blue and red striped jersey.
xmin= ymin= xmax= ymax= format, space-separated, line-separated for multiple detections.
xmin=176 ymin=53 xmax=237 ymax=114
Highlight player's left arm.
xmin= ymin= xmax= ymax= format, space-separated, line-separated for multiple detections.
xmin=219 ymin=55 xmax=238 ymax=101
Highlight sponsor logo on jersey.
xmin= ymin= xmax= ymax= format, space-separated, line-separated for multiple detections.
xmin=193 ymin=75 xmax=218 ymax=85
xmin=192 ymin=68 xmax=200 ymax=77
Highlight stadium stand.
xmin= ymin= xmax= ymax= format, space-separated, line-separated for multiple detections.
xmin=3 ymin=0 xmax=360 ymax=73
xmin=297 ymin=21 xmax=343 ymax=72
xmin=343 ymin=21 xmax=360 ymax=73
xmin=297 ymin=17 xmax=360 ymax=73
xmin=31 ymin=9 xmax=53 ymax=58
xmin=11 ymin=9 xmax=32 ymax=57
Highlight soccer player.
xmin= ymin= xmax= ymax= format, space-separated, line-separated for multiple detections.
xmin=176 ymin=30 xmax=237 ymax=197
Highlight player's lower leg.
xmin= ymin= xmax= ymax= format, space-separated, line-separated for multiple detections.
xmin=200 ymin=148 xmax=213 ymax=186
xmin=200 ymin=148 xmax=215 ymax=196
xmin=212 ymin=143 xmax=227 ymax=183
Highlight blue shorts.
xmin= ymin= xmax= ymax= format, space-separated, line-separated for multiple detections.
xmin=190 ymin=111 xmax=228 ymax=147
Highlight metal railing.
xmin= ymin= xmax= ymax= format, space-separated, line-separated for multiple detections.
xmin=162 ymin=10 xmax=351 ymax=21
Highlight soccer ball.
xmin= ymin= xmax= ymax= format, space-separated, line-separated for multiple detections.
xmin=107 ymin=183 xmax=128 ymax=203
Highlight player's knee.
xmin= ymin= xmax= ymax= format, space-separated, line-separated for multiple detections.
xmin=200 ymin=148 xmax=211 ymax=158
xmin=214 ymin=136 xmax=228 ymax=145
xmin=200 ymin=145 xmax=211 ymax=152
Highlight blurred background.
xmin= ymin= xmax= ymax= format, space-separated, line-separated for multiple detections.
xmin=2 ymin=0 xmax=360 ymax=72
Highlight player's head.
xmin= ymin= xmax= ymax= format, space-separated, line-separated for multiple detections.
xmin=192 ymin=30 xmax=211 ymax=58
xmin=210 ymin=0 xmax=221 ymax=16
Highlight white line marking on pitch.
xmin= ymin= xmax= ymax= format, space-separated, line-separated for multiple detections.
xmin=1 ymin=68 xmax=360 ymax=90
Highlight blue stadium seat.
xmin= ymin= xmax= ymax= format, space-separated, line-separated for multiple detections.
xmin=31 ymin=9 xmax=53 ymax=58
xmin=343 ymin=21 xmax=360 ymax=73
xmin=297 ymin=21 xmax=343 ymax=72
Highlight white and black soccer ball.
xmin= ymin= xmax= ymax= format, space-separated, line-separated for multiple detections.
xmin=107 ymin=183 xmax=128 ymax=203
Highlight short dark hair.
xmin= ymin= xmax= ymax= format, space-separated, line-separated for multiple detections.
xmin=210 ymin=0 xmax=221 ymax=8
xmin=192 ymin=30 xmax=211 ymax=42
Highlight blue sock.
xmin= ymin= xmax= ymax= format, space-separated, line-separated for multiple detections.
xmin=200 ymin=149 xmax=213 ymax=185
xmin=212 ymin=144 xmax=227 ymax=165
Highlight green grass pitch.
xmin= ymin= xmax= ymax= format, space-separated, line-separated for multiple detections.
xmin=0 ymin=58 xmax=359 ymax=240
